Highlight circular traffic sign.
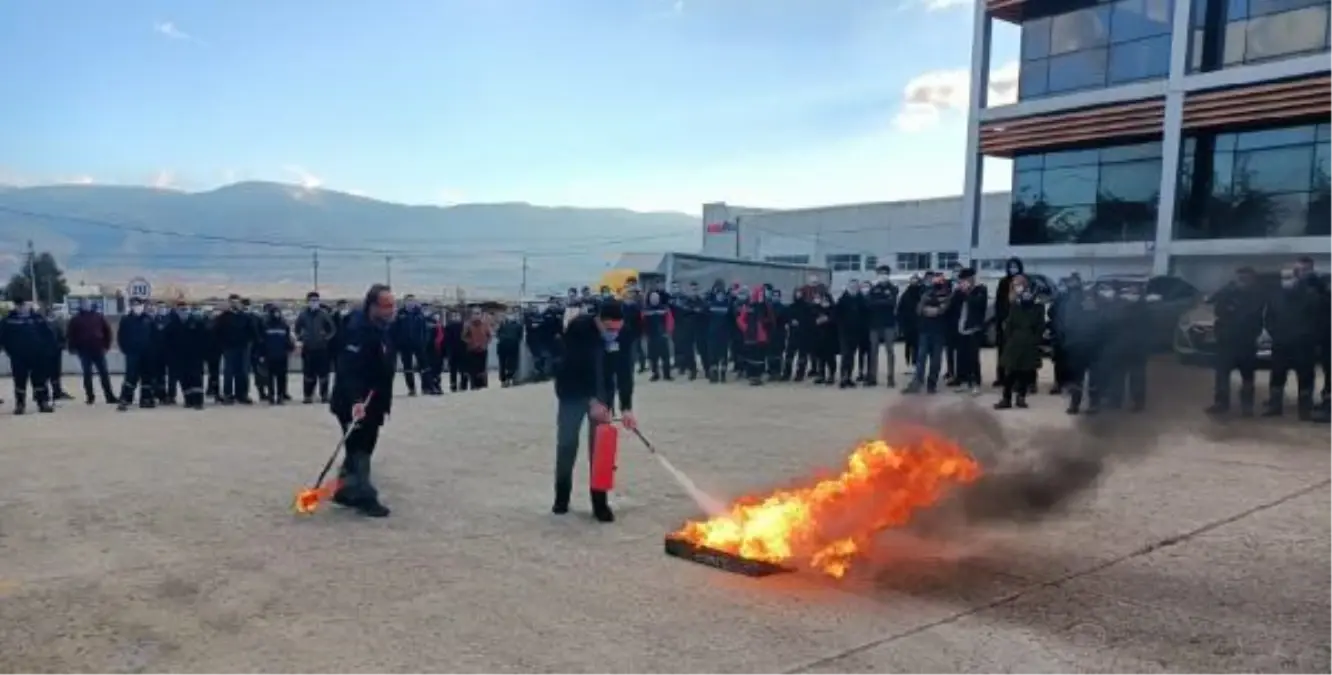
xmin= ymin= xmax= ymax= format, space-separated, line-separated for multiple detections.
xmin=126 ymin=277 xmax=152 ymax=299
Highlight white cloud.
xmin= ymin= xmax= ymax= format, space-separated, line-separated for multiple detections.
xmin=891 ymin=61 xmax=1018 ymax=131
xmin=152 ymin=170 xmax=177 ymax=189
xmin=282 ymin=165 xmax=324 ymax=190
xmin=153 ymin=21 xmax=197 ymax=42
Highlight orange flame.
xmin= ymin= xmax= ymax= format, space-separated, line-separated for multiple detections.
xmin=672 ymin=433 xmax=981 ymax=578
xmin=293 ymin=480 xmax=342 ymax=515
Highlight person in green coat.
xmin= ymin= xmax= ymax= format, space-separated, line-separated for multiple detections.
xmin=996 ymin=275 xmax=1045 ymax=410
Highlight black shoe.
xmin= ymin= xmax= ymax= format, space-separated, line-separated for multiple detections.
xmin=303 ymin=396 xmax=314 ymax=404
xmin=38 ymin=402 xmax=55 ymax=413
xmin=591 ymin=491 xmax=615 ymax=523
xmin=237 ymin=398 xmax=254 ymax=405
xmin=1016 ymin=396 xmax=1029 ymax=409
xmin=994 ymin=398 xmax=1013 ymax=410
xmin=887 ymin=378 xmax=896 ymax=388
xmin=13 ymin=403 xmax=25 ymax=415
xmin=749 ymin=378 xmax=763 ymax=386
xmin=356 ymin=499 xmax=391 ymax=518
xmin=1065 ymin=405 xmax=1080 ymax=415
xmin=117 ymin=402 xmax=130 ymax=412
xmin=1049 ymin=385 xmax=1062 ymax=395
xmin=140 ymin=400 xmax=156 ymax=409
xmin=688 ymin=371 xmax=697 ymax=381
xmin=408 ymin=389 xmax=418 ymax=397
xmin=864 ymin=379 xmax=878 ymax=387
xmin=1204 ymin=403 xmax=1229 ymax=416
xmin=86 ymin=397 xmax=96 ymax=405
xmin=55 ymin=391 xmax=74 ymax=401
xmin=650 ymin=373 xmax=661 ymax=382
xmin=1261 ymin=405 xmax=1282 ymax=418
xmin=663 ymin=375 xmax=674 ymax=381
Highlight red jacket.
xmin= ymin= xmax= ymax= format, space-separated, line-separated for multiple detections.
xmin=67 ymin=311 xmax=113 ymax=353
xmin=735 ymin=286 xmax=774 ymax=345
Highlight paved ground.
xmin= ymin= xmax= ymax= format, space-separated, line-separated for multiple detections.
xmin=1 ymin=353 xmax=1328 ymax=673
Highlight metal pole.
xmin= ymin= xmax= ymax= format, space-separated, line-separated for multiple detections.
xmin=312 ymin=249 xmax=320 ymax=291
xmin=520 ymin=254 xmax=528 ymax=300
xmin=385 ymin=256 xmax=392 ymax=286
xmin=26 ymin=239 xmax=36 ymax=303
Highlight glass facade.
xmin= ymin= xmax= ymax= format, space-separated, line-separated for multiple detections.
xmin=1010 ymin=141 xmax=1164 ymax=244
xmin=1018 ymin=0 xmax=1174 ymax=100
xmin=1188 ymin=0 xmax=1331 ymax=71
xmin=1175 ymin=121 xmax=1331 ymax=239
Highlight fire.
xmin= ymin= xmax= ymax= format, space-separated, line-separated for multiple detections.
xmin=672 ymin=432 xmax=981 ymax=578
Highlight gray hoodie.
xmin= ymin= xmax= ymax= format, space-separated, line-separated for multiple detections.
xmin=294 ymin=307 xmax=337 ymax=350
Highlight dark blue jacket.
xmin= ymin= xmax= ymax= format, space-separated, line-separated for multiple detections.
xmin=330 ymin=310 xmax=397 ymax=426
xmin=262 ymin=315 xmax=294 ymax=360
xmin=705 ymin=289 xmax=732 ymax=335
xmin=117 ymin=312 xmax=154 ymax=356
xmin=393 ymin=308 xmax=428 ymax=350
xmin=864 ymin=282 xmax=900 ymax=330
xmin=214 ymin=308 xmax=256 ymax=350
xmin=1 ymin=310 xmax=56 ymax=359
xmin=916 ymin=285 xmax=954 ymax=335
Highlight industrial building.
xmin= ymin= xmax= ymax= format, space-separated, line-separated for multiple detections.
xmin=961 ymin=0 xmax=1330 ymax=290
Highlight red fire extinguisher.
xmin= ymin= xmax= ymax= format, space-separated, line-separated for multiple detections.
xmin=589 ymin=423 xmax=619 ymax=492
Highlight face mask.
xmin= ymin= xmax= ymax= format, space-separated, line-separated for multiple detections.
xmin=131 ymin=305 xmax=144 ymax=315
xmin=1120 ymin=293 xmax=1140 ymax=303
xmin=1008 ymin=266 xmax=1019 ymax=275
xmin=308 ymin=301 xmax=320 ymax=310
xmin=875 ymin=275 xmax=889 ymax=284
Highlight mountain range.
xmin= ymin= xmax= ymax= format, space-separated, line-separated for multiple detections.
xmin=0 ymin=182 xmax=701 ymax=299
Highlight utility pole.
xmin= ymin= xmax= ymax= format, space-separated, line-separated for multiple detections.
xmin=312 ymin=249 xmax=320 ymax=291
xmin=520 ymin=254 xmax=528 ymax=300
xmin=385 ymin=256 xmax=393 ymax=286
xmin=25 ymin=239 xmax=36 ymax=304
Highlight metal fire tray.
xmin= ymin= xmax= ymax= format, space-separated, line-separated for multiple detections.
xmin=663 ymin=535 xmax=795 ymax=577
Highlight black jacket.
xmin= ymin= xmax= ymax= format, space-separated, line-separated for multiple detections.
xmin=957 ymin=285 xmax=988 ymax=335
xmin=1266 ymin=282 xmax=1322 ymax=346
xmin=864 ymin=282 xmax=900 ymax=330
xmin=329 ymin=310 xmax=397 ymax=426
xmin=916 ymin=285 xmax=954 ymax=335
xmin=897 ymin=284 xmax=922 ymax=331
xmin=214 ymin=309 xmax=257 ymax=350
xmin=554 ymin=314 xmax=634 ymax=411
xmin=994 ymin=257 xmax=1025 ymax=323
xmin=1211 ymin=282 xmax=1266 ymax=351
xmin=835 ymin=292 xmax=865 ymax=335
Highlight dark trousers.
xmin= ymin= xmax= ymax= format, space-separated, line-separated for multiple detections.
xmin=647 ymin=333 xmax=671 ymax=376
xmin=449 ymin=355 xmax=467 ymax=390
xmin=302 ymin=348 xmax=331 ymax=400
xmin=1103 ymin=353 xmax=1147 ymax=409
xmin=206 ymin=354 xmax=221 ymax=398
xmin=673 ymin=330 xmax=696 ymax=374
xmin=1213 ymin=347 xmax=1257 ymax=411
xmin=48 ymin=350 xmax=67 ymax=396
xmin=222 ymin=346 xmax=251 ymax=401
xmin=77 ymin=350 xmax=116 ymax=401
xmin=816 ymin=335 xmax=838 ymax=381
xmin=179 ymin=358 xmax=205 ymax=406
xmin=425 ymin=347 xmax=445 ymax=390
xmin=336 ymin=417 xmax=382 ymax=503
xmin=944 ymin=332 xmax=959 ymax=378
xmin=498 ymin=342 xmax=521 ymax=382
xmin=1064 ymin=346 xmax=1101 ymax=411
xmin=767 ymin=333 xmax=785 ymax=377
xmin=267 ymin=357 xmax=290 ymax=401
xmin=10 ymin=356 xmax=50 ymax=404
xmin=554 ymin=396 xmax=602 ymax=500
xmin=955 ymin=331 xmax=983 ymax=387
xmin=1001 ymin=369 xmax=1035 ymax=400
xmin=1318 ymin=338 xmax=1331 ymax=400
xmin=902 ymin=327 xmax=918 ymax=367
xmin=399 ymin=349 xmax=419 ymax=392
xmin=742 ymin=341 xmax=767 ymax=380
xmin=1052 ymin=342 xmax=1072 ymax=388
xmin=1268 ymin=342 xmax=1317 ymax=413
xmin=468 ymin=350 xmax=488 ymax=388
xmin=144 ymin=355 xmax=166 ymax=401
xmin=838 ymin=331 xmax=860 ymax=381
xmin=911 ymin=331 xmax=945 ymax=389
xmin=118 ymin=353 xmax=145 ymax=404
xmin=994 ymin=323 xmax=1007 ymax=384
xmin=704 ymin=328 xmax=729 ymax=374
xmin=784 ymin=332 xmax=809 ymax=378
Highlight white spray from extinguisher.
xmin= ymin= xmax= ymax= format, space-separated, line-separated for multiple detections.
xmin=628 ymin=427 xmax=727 ymax=517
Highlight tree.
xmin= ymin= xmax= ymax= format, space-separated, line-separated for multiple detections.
xmin=5 ymin=251 xmax=71 ymax=306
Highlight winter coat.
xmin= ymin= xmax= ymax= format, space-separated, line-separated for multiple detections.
xmin=68 ymin=310 xmax=113 ymax=353
xmin=999 ymin=301 xmax=1044 ymax=372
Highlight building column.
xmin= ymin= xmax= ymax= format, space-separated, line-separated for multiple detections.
xmin=1152 ymin=0 xmax=1197 ymax=274
xmin=961 ymin=0 xmax=992 ymax=261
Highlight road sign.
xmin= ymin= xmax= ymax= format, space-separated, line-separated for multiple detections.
xmin=126 ymin=277 xmax=152 ymax=299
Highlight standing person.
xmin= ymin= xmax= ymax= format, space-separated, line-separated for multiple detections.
xmin=177 ymin=304 xmax=210 ymax=410
xmin=203 ymin=307 xmax=223 ymax=403
xmin=642 ymin=290 xmax=673 ymax=382
xmin=813 ymin=289 xmax=839 ymax=386
xmin=444 ymin=308 xmax=467 ymax=391
xmin=942 ymin=273 xmax=964 ymax=387
xmin=422 ymin=304 xmax=446 ymax=394
xmin=1055 ymin=280 xmax=1104 ymax=415
xmin=1294 ymin=256 xmax=1330 ymax=410
xmin=703 ymin=280 xmax=732 ymax=383
xmin=1263 ymin=267 xmax=1321 ymax=420
xmin=670 ymin=282 xmax=702 ymax=380
xmin=994 ymin=276 xmax=1044 ymax=410
xmin=67 ymin=301 xmax=117 ymax=405
xmin=535 ymin=300 xmax=566 ymax=382
xmin=462 ymin=309 xmax=493 ymax=389
xmin=993 ymin=257 xmax=1025 ymax=387
xmin=214 ymin=294 xmax=256 ymax=405
xmin=864 ymin=266 xmax=900 ymax=387
xmin=295 ymin=291 xmax=337 ymax=404
xmin=1103 ymin=281 xmax=1150 ymax=412
xmin=736 ymin=285 xmax=774 ymax=386
xmin=163 ymin=300 xmax=192 ymax=405
xmin=767 ymin=287 xmax=788 ymax=380
xmin=45 ymin=307 xmax=73 ymax=401
xmin=1 ymin=294 xmax=57 ymax=414
xmin=856 ymin=280 xmax=873 ymax=381
xmin=496 ymin=307 xmax=525 ymax=387
xmin=1205 ymin=267 xmax=1266 ymax=416
xmin=904 ymin=274 xmax=952 ymax=395
xmin=624 ymin=285 xmax=649 ymax=375
xmin=953 ymin=269 xmax=988 ymax=395
xmin=115 ymin=297 xmax=155 ymax=411
xmin=785 ymin=286 xmax=814 ymax=381
xmin=835 ymin=280 xmax=866 ymax=388
xmin=523 ymin=304 xmax=546 ymax=382
xmin=329 ymin=284 xmax=397 ymax=518
xmin=898 ymin=274 xmax=923 ymax=375
xmin=551 ymin=298 xmax=636 ymax=522
xmin=143 ymin=303 xmax=170 ymax=406
xmin=393 ymin=294 xmax=428 ymax=396
xmin=261 ymin=305 xmax=295 ymax=404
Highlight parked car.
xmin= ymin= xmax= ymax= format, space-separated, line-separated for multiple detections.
xmin=1093 ymin=274 xmax=1201 ymax=352
xmin=1174 ymin=272 xmax=1330 ymax=367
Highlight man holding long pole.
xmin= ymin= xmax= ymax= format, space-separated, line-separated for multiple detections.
xmin=328 ymin=284 xmax=398 ymax=518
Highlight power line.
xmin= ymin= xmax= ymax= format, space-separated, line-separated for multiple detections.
xmin=0 ymin=204 xmax=692 ymax=258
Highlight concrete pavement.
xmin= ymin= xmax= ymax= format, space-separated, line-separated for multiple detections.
xmin=0 ymin=355 xmax=1327 ymax=672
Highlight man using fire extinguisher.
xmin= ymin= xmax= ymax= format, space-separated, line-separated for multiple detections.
xmin=552 ymin=298 xmax=636 ymax=523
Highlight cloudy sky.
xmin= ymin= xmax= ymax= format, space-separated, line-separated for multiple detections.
xmin=0 ymin=0 xmax=1020 ymax=214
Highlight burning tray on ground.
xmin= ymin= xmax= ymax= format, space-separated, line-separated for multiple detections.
xmin=663 ymin=534 xmax=796 ymax=577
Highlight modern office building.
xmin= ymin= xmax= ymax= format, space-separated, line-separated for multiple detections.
xmin=961 ymin=0 xmax=1330 ymax=287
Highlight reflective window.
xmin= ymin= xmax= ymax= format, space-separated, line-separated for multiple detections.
xmin=936 ymin=252 xmax=961 ymax=270
xmin=1019 ymin=0 xmax=1172 ymax=100
xmin=1189 ymin=0 xmax=1330 ymax=71
xmin=825 ymin=254 xmax=862 ymax=272
xmin=765 ymin=255 xmax=810 ymax=265
xmin=1175 ymin=122 xmax=1331 ymax=239
xmin=1009 ymin=140 xmax=1163 ymax=245
xmin=895 ymin=252 xmax=932 ymax=271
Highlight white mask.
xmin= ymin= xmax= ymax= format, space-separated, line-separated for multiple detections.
xmin=308 ymin=301 xmax=320 ymax=310
xmin=875 ymin=275 xmax=889 ymax=284
xmin=131 ymin=305 xmax=145 ymax=315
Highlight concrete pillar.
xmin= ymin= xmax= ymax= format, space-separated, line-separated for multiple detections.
xmin=1152 ymin=0 xmax=1197 ymax=274
xmin=961 ymin=0 xmax=993 ymax=259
